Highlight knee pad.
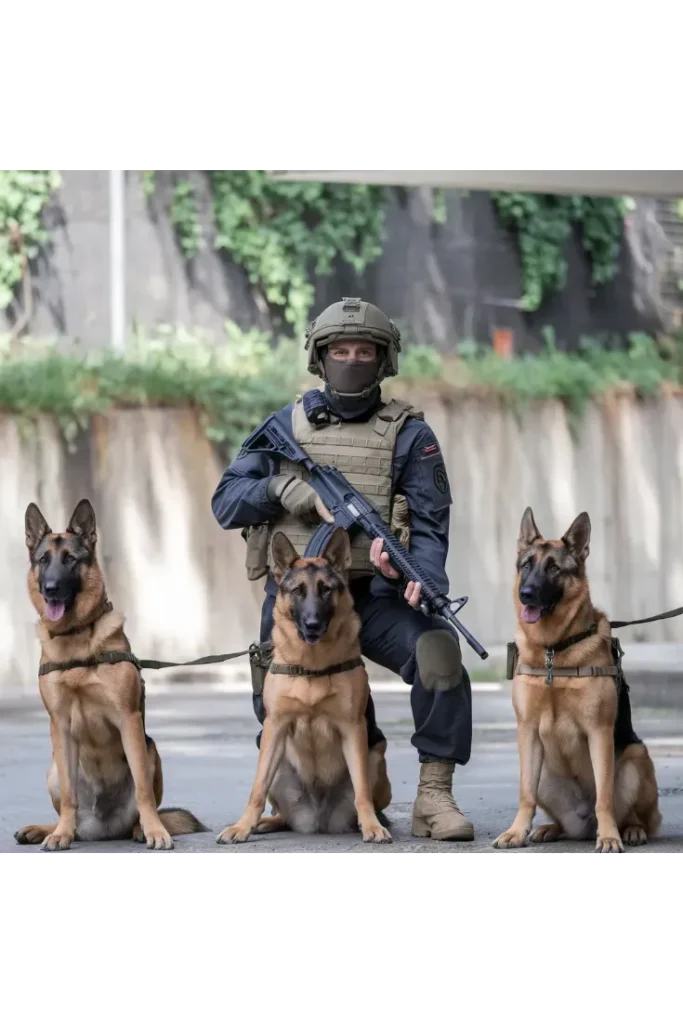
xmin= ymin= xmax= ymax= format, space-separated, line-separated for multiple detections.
xmin=416 ymin=629 xmax=462 ymax=692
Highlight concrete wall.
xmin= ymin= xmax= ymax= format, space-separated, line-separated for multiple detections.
xmin=2 ymin=395 xmax=683 ymax=696
xmin=2 ymin=171 xmax=675 ymax=351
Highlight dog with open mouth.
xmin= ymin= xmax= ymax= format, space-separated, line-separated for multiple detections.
xmin=493 ymin=507 xmax=661 ymax=853
xmin=15 ymin=498 xmax=207 ymax=851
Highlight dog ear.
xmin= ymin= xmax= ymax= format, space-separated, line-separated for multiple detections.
xmin=518 ymin=507 xmax=542 ymax=553
xmin=562 ymin=512 xmax=591 ymax=562
xmin=25 ymin=503 xmax=51 ymax=554
xmin=321 ymin=527 xmax=352 ymax=575
xmin=271 ymin=532 xmax=300 ymax=583
xmin=67 ymin=498 xmax=97 ymax=549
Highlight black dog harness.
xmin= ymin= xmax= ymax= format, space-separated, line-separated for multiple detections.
xmin=508 ymin=605 xmax=683 ymax=687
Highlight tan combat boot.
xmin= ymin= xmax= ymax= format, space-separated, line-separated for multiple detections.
xmin=411 ymin=761 xmax=474 ymax=841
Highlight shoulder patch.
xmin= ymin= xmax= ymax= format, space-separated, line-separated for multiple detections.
xmin=418 ymin=450 xmax=452 ymax=511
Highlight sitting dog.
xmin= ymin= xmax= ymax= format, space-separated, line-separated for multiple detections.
xmin=15 ymin=498 xmax=207 ymax=851
xmin=493 ymin=507 xmax=660 ymax=853
xmin=217 ymin=528 xmax=392 ymax=844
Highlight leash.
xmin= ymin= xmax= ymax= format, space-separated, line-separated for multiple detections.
xmin=39 ymin=646 xmax=254 ymax=677
xmin=512 ymin=604 xmax=683 ymax=686
xmin=39 ymin=648 xmax=364 ymax=680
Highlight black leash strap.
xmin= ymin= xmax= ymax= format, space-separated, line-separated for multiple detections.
xmin=39 ymin=648 xmax=253 ymax=677
xmin=610 ymin=606 xmax=683 ymax=629
xmin=138 ymin=649 xmax=252 ymax=671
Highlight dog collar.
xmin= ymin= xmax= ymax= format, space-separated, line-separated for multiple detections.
xmin=269 ymin=656 xmax=364 ymax=678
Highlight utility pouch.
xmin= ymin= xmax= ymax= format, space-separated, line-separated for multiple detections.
xmin=243 ymin=525 xmax=269 ymax=581
xmin=506 ymin=641 xmax=519 ymax=681
xmin=389 ymin=493 xmax=411 ymax=549
xmin=248 ymin=639 xmax=273 ymax=696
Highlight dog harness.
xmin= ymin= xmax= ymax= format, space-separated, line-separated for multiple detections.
xmin=508 ymin=605 xmax=683 ymax=687
xmin=510 ymin=623 xmax=620 ymax=687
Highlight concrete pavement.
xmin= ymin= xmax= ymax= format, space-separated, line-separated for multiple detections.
xmin=3 ymin=678 xmax=683 ymax=853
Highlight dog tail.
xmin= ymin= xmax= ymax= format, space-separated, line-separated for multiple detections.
xmin=159 ymin=807 xmax=210 ymax=835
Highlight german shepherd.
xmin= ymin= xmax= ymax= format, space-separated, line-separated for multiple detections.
xmin=493 ymin=508 xmax=660 ymax=852
xmin=217 ymin=527 xmax=392 ymax=844
xmin=15 ymin=498 xmax=208 ymax=851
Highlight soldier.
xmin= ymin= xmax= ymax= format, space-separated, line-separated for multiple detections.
xmin=212 ymin=298 xmax=473 ymax=841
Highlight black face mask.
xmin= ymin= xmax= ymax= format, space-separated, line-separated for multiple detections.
xmin=323 ymin=356 xmax=381 ymax=399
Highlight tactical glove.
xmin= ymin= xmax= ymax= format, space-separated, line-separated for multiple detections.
xmin=267 ymin=474 xmax=333 ymax=527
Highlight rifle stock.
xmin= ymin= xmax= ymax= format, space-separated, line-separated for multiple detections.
xmin=242 ymin=414 xmax=488 ymax=660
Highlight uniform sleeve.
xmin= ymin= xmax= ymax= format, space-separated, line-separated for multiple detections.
xmin=211 ymin=408 xmax=292 ymax=530
xmin=391 ymin=419 xmax=452 ymax=594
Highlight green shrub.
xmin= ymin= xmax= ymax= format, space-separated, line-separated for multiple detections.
xmin=1 ymin=327 xmax=680 ymax=453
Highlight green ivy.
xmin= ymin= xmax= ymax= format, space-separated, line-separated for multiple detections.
xmin=491 ymin=192 xmax=629 ymax=312
xmin=169 ymin=179 xmax=204 ymax=257
xmin=141 ymin=170 xmax=156 ymax=199
xmin=0 ymin=170 xmax=62 ymax=312
xmin=140 ymin=171 xmax=388 ymax=335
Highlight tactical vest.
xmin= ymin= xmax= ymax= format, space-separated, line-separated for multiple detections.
xmin=243 ymin=397 xmax=421 ymax=580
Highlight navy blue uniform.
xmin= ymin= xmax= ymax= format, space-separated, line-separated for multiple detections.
xmin=212 ymin=397 xmax=472 ymax=764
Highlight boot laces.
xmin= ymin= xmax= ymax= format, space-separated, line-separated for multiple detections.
xmin=422 ymin=780 xmax=461 ymax=812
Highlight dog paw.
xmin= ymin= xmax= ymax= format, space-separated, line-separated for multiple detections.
xmin=361 ymin=821 xmax=392 ymax=844
xmin=595 ymin=834 xmax=624 ymax=853
xmin=492 ymin=828 xmax=529 ymax=849
xmin=622 ymin=826 xmax=647 ymax=847
xmin=132 ymin=822 xmax=146 ymax=844
xmin=41 ymin=831 xmax=74 ymax=851
xmin=15 ymin=825 xmax=53 ymax=846
xmin=216 ymin=823 xmax=253 ymax=844
xmin=144 ymin=826 xmax=174 ymax=850
xmin=529 ymin=824 xmax=563 ymax=844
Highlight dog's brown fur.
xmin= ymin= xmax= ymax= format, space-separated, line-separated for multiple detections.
xmin=217 ymin=528 xmax=392 ymax=844
xmin=493 ymin=507 xmax=661 ymax=853
xmin=15 ymin=499 xmax=208 ymax=851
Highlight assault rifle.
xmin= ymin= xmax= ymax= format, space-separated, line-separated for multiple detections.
xmin=241 ymin=414 xmax=489 ymax=660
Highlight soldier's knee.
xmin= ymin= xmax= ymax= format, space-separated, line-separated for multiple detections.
xmin=415 ymin=628 xmax=463 ymax=692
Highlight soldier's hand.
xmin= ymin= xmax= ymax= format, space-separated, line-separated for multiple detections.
xmin=370 ymin=538 xmax=422 ymax=609
xmin=268 ymin=475 xmax=333 ymax=527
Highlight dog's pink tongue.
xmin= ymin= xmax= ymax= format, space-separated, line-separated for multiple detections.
xmin=522 ymin=605 xmax=541 ymax=624
xmin=45 ymin=601 xmax=66 ymax=622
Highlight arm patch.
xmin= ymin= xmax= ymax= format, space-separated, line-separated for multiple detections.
xmin=419 ymin=453 xmax=452 ymax=511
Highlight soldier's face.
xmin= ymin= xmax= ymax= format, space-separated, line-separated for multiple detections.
xmin=327 ymin=340 xmax=377 ymax=363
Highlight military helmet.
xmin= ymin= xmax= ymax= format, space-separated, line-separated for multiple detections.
xmin=304 ymin=297 xmax=401 ymax=380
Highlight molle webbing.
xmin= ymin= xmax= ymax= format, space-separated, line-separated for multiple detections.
xmin=266 ymin=397 xmax=419 ymax=576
